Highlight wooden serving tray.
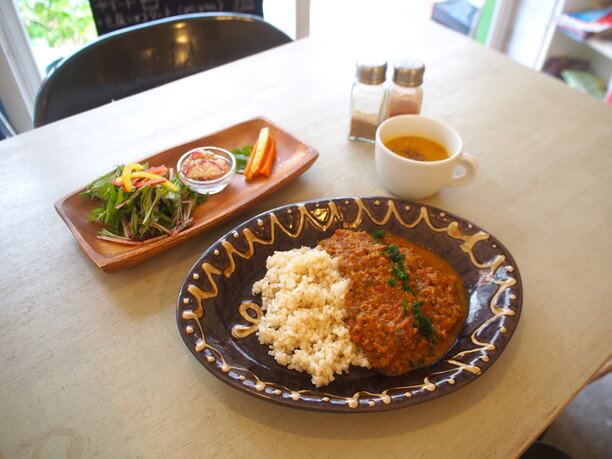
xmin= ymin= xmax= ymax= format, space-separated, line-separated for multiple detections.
xmin=55 ymin=117 xmax=319 ymax=272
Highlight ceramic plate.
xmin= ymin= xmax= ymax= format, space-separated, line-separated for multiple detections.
xmin=176 ymin=197 xmax=522 ymax=412
xmin=54 ymin=117 xmax=318 ymax=272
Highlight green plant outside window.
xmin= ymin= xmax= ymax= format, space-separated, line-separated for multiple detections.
xmin=17 ymin=0 xmax=96 ymax=47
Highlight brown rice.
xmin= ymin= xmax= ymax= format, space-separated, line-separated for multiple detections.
xmin=253 ymin=246 xmax=370 ymax=387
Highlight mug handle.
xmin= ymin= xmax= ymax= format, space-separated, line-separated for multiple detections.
xmin=447 ymin=153 xmax=478 ymax=187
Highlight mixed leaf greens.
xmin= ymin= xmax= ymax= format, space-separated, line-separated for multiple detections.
xmin=230 ymin=146 xmax=253 ymax=174
xmin=81 ymin=164 xmax=207 ymax=244
xmin=83 ymin=144 xmax=256 ymax=245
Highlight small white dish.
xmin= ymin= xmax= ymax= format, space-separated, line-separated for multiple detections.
xmin=177 ymin=146 xmax=236 ymax=195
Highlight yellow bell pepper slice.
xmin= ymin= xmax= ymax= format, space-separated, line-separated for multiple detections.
xmin=121 ymin=163 xmax=144 ymax=192
xmin=244 ymin=127 xmax=270 ymax=181
xmin=131 ymin=171 xmax=178 ymax=192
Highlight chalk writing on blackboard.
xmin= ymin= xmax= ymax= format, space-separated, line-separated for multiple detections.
xmin=90 ymin=0 xmax=264 ymax=35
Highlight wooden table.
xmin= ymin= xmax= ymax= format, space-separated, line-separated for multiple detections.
xmin=1 ymin=22 xmax=611 ymax=458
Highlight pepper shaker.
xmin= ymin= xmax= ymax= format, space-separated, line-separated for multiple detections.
xmin=348 ymin=59 xmax=387 ymax=143
xmin=383 ymin=59 xmax=425 ymax=119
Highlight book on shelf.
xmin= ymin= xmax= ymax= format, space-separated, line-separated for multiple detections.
xmin=561 ymin=70 xmax=607 ymax=99
xmin=556 ymin=7 xmax=612 ymax=41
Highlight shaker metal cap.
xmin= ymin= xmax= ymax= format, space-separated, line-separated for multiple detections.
xmin=393 ymin=58 xmax=425 ymax=87
xmin=356 ymin=59 xmax=387 ymax=85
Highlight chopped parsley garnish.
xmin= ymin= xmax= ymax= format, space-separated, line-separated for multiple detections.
xmin=380 ymin=241 xmax=417 ymax=296
xmin=412 ymin=300 xmax=436 ymax=343
xmin=372 ymin=230 xmax=386 ymax=242
xmin=381 ymin=244 xmax=416 ymax=294
xmin=391 ymin=265 xmax=408 ymax=280
xmin=403 ymin=280 xmax=417 ymax=295
xmin=383 ymin=244 xmax=404 ymax=263
xmin=378 ymin=234 xmax=435 ymax=342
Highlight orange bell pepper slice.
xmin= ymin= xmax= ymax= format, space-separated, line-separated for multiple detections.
xmin=258 ymin=139 xmax=276 ymax=177
xmin=243 ymin=140 xmax=258 ymax=179
xmin=244 ymin=127 xmax=277 ymax=180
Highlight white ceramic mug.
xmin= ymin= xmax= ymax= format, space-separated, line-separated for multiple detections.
xmin=375 ymin=115 xmax=478 ymax=200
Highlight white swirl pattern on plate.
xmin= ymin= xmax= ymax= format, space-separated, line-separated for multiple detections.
xmin=177 ymin=197 xmax=521 ymax=411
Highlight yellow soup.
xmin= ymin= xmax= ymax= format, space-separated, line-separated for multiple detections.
xmin=384 ymin=136 xmax=449 ymax=162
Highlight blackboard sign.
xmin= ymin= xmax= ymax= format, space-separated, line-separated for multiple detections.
xmin=89 ymin=0 xmax=264 ymax=35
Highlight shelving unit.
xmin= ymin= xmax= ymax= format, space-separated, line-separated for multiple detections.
xmin=536 ymin=0 xmax=611 ymax=87
xmin=585 ymin=36 xmax=612 ymax=59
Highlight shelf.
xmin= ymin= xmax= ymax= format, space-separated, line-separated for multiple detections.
xmin=535 ymin=1 xmax=612 ymax=90
xmin=556 ymin=24 xmax=612 ymax=60
xmin=585 ymin=37 xmax=612 ymax=60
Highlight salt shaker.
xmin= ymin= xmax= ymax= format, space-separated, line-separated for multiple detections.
xmin=348 ymin=59 xmax=387 ymax=142
xmin=383 ymin=59 xmax=425 ymax=119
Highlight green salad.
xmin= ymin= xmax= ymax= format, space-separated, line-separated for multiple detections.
xmin=81 ymin=163 xmax=207 ymax=245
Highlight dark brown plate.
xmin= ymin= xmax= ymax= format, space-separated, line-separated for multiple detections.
xmin=176 ymin=197 xmax=522 ymax=412
xmin=54 ymin=117 xmax=318 ymax=272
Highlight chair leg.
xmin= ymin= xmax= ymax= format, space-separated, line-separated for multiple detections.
xmin=0 ymin=106 xmax=16 ymax=138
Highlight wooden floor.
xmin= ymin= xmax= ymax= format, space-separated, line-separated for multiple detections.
xmin=542 ymin=374 xmax=611 ymax=459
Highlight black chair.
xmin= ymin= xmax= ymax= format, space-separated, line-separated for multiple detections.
xmin=89 ymin=0 xmax=264 ymax=35
xmin=33 ymin=13 xmax=291 ymax=127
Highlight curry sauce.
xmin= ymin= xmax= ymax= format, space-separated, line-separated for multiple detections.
xmin=319 ymin=229 xmax=466 ymax=375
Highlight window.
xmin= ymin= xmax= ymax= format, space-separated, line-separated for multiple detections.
xmin=16 ymin=0 xmax=97 ymax=74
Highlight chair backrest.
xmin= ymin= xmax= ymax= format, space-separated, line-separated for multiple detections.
xmin=33 ymin=13 xmax=291 ymax=127
xmin=89 ymin=0 xmax=264 ymax=35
